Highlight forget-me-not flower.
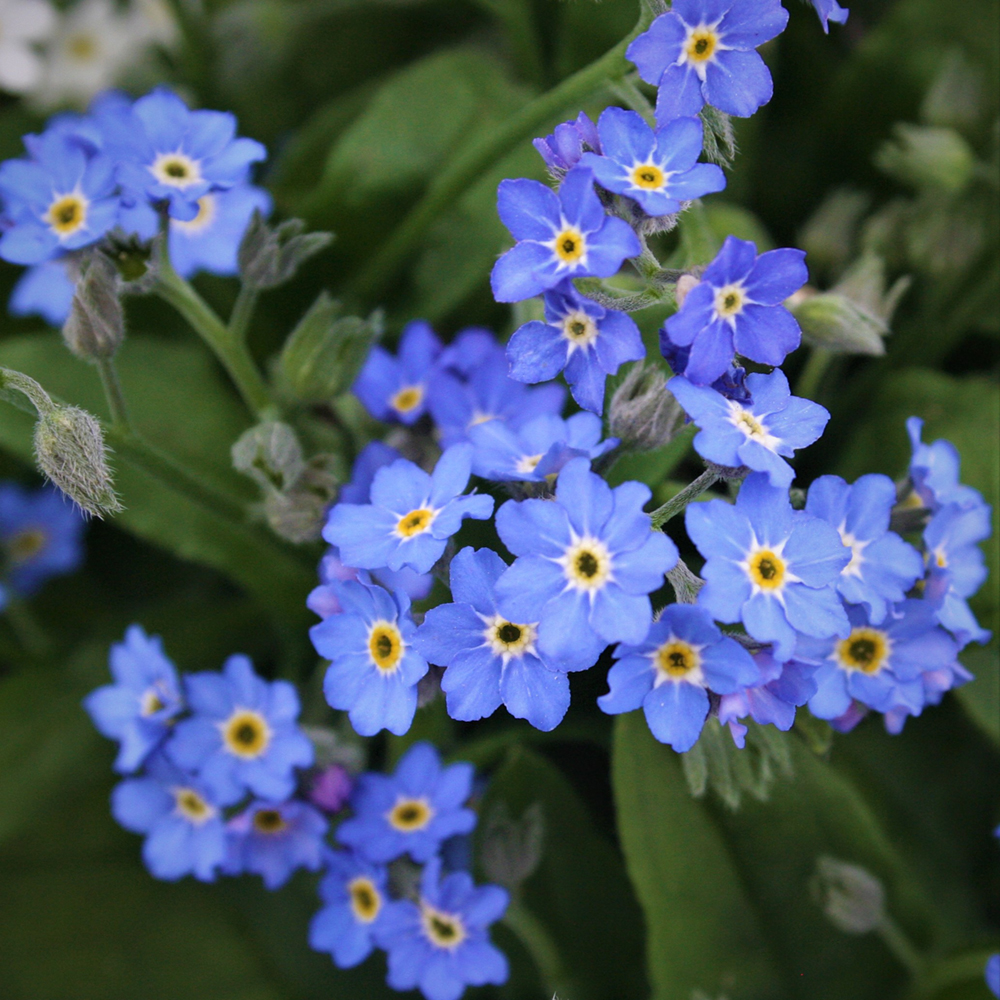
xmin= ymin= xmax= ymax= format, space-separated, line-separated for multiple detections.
xmin=8 ymin=257 xmax=76 ymax=324
xmin=413 ymin=547 xmax=574 ymax=731
xmin=506 ymin=281 xmax=644 ymax=414
xmin=687 ymin=473 xmax=850 ymax=660
xmin=324 ymin=444 xmax=494 ymax=574
xmin=579 ymin=109 xmax=726 ymax=217
xmin=494 ymin=458 xmax=678 ymax=669
xmin=167 ymin=654 xmax=314 ymax=804
xmin=906 ymin=416 xmax=985 ymax=512
xmin=805 ymin=473 xmax=924 ymax=624
xmin=310 ymin=577 xmax=428 ymax=737
xmin=491 ymin=166 xmax=641 ymax=302
xmin=663 ymin=235 xmax=807 ymax=386
xmin=353 ymin=321 xmax=442 ymax=424
xmin=84 ymin=624 xmax=184 ymax=773
xmin=669 ymin=369 xmax=829 ymax=488
xmin=627 ymin=0 xmax=789 ymax=122
xmin=374 ymin=857 xmax=509 ymax=1000
xmin=598 ymin=603 xmax=759 ymax=751
xmin=336 ymin=742 xmax=476 ymax=864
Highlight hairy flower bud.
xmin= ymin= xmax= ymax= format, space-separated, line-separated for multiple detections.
xmin=875 ymin=123 xmax=976 ymax=194
xmin=231 ymin=420 xmax=305 ymax=492
xmin=812 ymin=856 xmax=885 ymax=934
xmin=480 ymin=802 xmax=545 ymax=891
xmin=238 ymin=212 xmax=333 ymax=290
xmin=62 ymin=252 xmax=124 ymax=361
xmin=609 ymin=361 xmax=683 ymax=452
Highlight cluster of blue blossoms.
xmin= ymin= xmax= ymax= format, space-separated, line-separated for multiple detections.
xmin=84 ymin=627 xmax=508 ymax=1000
xmin=0 ymin=87 xmax=270 ymax=324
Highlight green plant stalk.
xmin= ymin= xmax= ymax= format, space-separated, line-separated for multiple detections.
xmin=609 ymin=74 xmax=656 ymax=125
xmin=878 ymin=915 xmax=927 ymax=983
xmin=96 ymin=357 xmax=131 ymax=430
xmin=228 ymin=285 xmax=258 ymax=345
xmin=352 ymin=7 xmax=657 ymax=301
xmin=796 ymin=346 xmax=834 ymax=402
xmin=650 ymin=468 xmax=721 ymax=529
xmin=502 ymin=898 xmax=577 ymax=999
xmin=154 ymin=254 xmax=273 ymax=418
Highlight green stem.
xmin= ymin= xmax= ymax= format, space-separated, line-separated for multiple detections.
xmin=796 ymin=346 xmax=833 ymax=402
xmin=228 ymin=285 xmax=258 ymax=345
xmin=878 ymin=915 xmax=927 ymax=983
xmin=502 ymin=899 xmax=576 ymax=998
xmin=96 ymin=357 xmax=131 ymax=430
xmin=352 ymin=8 xmax=656 ymax=302
xmin=154 ymin=253 xmax=273 ymax=418
xmin=3 ymin=598 xmax=51 ymax=659
xmin=609 ymin=74 xmax=656 ymax=125
xmin=650 ymin=468 xmax=721 ymax=529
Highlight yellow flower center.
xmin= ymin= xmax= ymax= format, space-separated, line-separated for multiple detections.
xmin=553 ymin=227 xmax=586 ymax=264
xmin=140 ymin=687 xmax=166 ymax=717
xmin=151 ymin=152 xmax=201 ymax=189
xmin=221 ymin=709 xmax=271 ymax=759
xmin=631 ymin=163 xmax=665 ymax=190
xmin=173 ymin=787 xmax=215 ymax=825
xmin=348 ymin=877 xmax=382 ymax=923
xmin=6 ymin=527 xmax=47 ymax=563
xmin=715 ymin=284 xmax=745 ymax=319
xmin=45 ymin=194 xmax=88 ymax=236
xmin=836 ymin=628 xmax=889 ymax=674
xmin=172 ymin=194 xmax=216 ymax=233
xmin=388 ymin=797 xmax=434 ymax=832
xmin=748 ymin=549 xmax=786 ymax=591
xmin=67 ymin=32 xmax=97 ymax=60
xmin=391 ymin=384 xmax=424 ymax=414
xmin=252 ymin=808 xmax=288 ymax=834
xmin=562 ymin=537 xmax=612 ymax=591
xmin=396 ymin=507 xmax=435 ymax=538
xmin=421 ymin=903 xmax=467 ymax=950
xmin=515 ymin=453 xmax=544 ymax=476
xmin=655 ymin=640 xmax=701 ymax=678
xmin=368 ymin=621 xmax=404 ymax=673
xmin=685 ymin=28 xmax=719 ymax=63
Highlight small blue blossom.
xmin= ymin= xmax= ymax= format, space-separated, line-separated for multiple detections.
xmin=0 ymin=131 xmax=118 ymax=264
xmin=310 ymin=578 xmax=428 ymax=737
xmin=718 ymin=650 xmax=819 ymax=747
xmin=906 ymin=416 xmax=985 ymax=512
xmin=664 ymin=236 xmax=807 ymax=386
xmin=324 ymin=445 xmax=494 ymax=574
xmin=687 ymin=473 xmax=850 ymax=660
xmin=805 ymin=474 xmax=924 ymax=624
xmin=579 ymin=109 xmax=726 ymax=217
xmin=598 ymin=603 xmax=759 ymax=751
xmin=882 ymin=655 xmax=972 ymax=735
xmin=0 ymin=482 xmax=85 ymax=595
xmin=661 ymin=337 xmax=750 ymax=401
xmin=167 ymin=654 xmax=314 ymax=804
xmin=469 ymin=411 xmax=617 ymax=482
xmin=986 ymin=953 xmax=1000 ymax=999
xmin=436 ymin=327 xmax=500 ymax=378
xmin=669 ymin=369 xmax=829 ymax=488
xmin=96 ymin=87 xmax=266 ymax=221
xmin=413 ymin=547 xmax=573 ymax=732
xmin=111 ymin=753 xmax=227 ymax=882
xmin=627 ymin=0 xmax=789 ymax=122
xmin=8 ymin=257 xmax=76 ymax=325
xmin=507 ymin=281 xmax=644 ymax=414
xmin=336 ymin=742 xmax=476 ymax=864
xmin=309 ymin=850 xmax=389 ymax=968
xmin=374 ymin=857 xmax=509 ymax=1000
xmin=810 ymin=0 xmax=849 ymax=33
xmin=84 ymin=624 xmax=184 ymax=773
xmin=494 ymin=458 xmax=678 ymax=669
xmin=533 ymin=111 xmax=601 ymax=176
xmin=353 ymin=321 xmax=442 ymax=424
xmin=801 ymin=599 xmax=961 ymax=721
xmin=223 ymin=799 xmax=328 ymax=889
xmin=491 ymin=166 xmax=641 ymax=302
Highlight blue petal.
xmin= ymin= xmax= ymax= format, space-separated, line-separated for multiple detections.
xmin=597 ymin=107 xmax=655 ymax=165
xmin=642 ymin=681 xmax=709 ymax=751
xmin=500 ymin=655 xmax=571 ymax=731
xmin=493 ymin=557 xmax=565 ymax=622
xmin=654 ymin=64 xmax=706 ymax=123
xmin=507 ymin=319 xmax=567 ymax=383
xmin=414 ymin=602 xmax=488 ymax=665
xmin=703 ymin=48 xmax=774 ymax=118
xmin=441 ymin=646 xmax=503 ymax=721
xmin=496 ymin=178 xmax=560 ymax=242
xmin=742 ymin=592 xmax=797 ymax=660
xmin=491 ymin=241 xmax=559 ymax=302
xmin=732 ymin=303 xmax=801 ymax=367
xmin=744 ymin=247 xmax=808 ymax=305
xmin=555 ymin=457 xmax=612 ymax=537
xmin=598 ymin=653 xmax=654 ymax=714
xmin=626 ymin=13 xmax=686 ymax=87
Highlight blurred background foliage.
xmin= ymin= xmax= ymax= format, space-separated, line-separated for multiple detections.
xmin=0 ymin=0 xmax=997 ymax=998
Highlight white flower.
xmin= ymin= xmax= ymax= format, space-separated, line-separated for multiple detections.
xmin=0 ymin=0 xmax=57 ymax=93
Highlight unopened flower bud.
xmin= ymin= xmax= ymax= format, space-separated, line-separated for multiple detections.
xmin=308 ymin=764 xmax=353 ymax=813
xmin=812 ymin=856 xmax=885 ymax=934
xmin=480 ymin=802 xmax=544 ymax=890
xmin=609 ymin=361 xmax=683 ymax=452
xmin=238 ymin=211 xmax=333 ymax=290
xmin=277 ymin=292 xmax=382 ymax=404
xmin=62 ymin=252 xmax=124 ymax=361
xmin=675 ymin=273 xmax=700 ymax=308
xmin=33 ymin=405 xmax=122 ymax=517
xmin=875 ymin=123 xmax=977 ymax=194
xmin=231 ymin=421 xmax=305 ymax=492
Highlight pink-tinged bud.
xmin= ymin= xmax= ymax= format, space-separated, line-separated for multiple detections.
xmin=308 ymin=764 xmax=353 ymax=813
xmin=675 ymin=274 xmax=700 ymax=309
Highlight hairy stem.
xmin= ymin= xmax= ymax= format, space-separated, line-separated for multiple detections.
xmin=649 ymin=468 xmax=721 ymax=529
xmin=228 ymin=285 xmax=258 ymax=345
xmin=96 ymin=358 xmax=131 ymax=431
xmin=502 ymin=899 xmax=577 ymax=999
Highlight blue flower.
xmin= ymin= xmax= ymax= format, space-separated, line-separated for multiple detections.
xmin=906 ymin=416 xmax=985 ymax=512
xmin=353 ymin=321 xmax=442 ymax=424
xmin=669 ymin=369 xmax=829 ymax=488
xmin=111 ymin=753 xmax=227 ymax=882
xmin=0 ymin=132 xmax=118 ymax=264
xmin=8 ymin=257 xmax=76 ymax=325
xmin=494 ymin=458 xmax=679 ymax=668
xmin=96 ymin=87 xmax=266 ymax=221
xmin=801 ymin=599 xmax=961 ymax=720
xmin=687 ymin=473 xmax=850 ymax=660
xmin=627 ymin=0 xmax=789 ymax=122
xmin=506 ymin=281 xmax=644 ymax=414
xmin=986 ymin=953 xmax=1000 ymax=999
xmin=882 ymin=655 xmax=972 ymax=735
xmin=718 ymin=649 xmax=818 ymax=747
xmin=223 ymin=799 xmax=328 ymax=890
xmin=663 ymin=236 xmax=807 ymax=386
xmin=811 ymin=0 xmax=849 ymax=33
xmin=491 ymin=167 xmax=641 ymax=302
xmin=308 ymin=546 xmax=432 ymax=620
xmin=428 ymin=339 xmax=566 ymax=447
xmin=579 ymin=110 xmax=726 ymax=217
xmin=309 ymin=850 xmax=389 ymax=968
xmin=805 ymin=474 xmax=924 ymax=624
xmin=413 ymin=547 xmax=574 ymax=731
xmin=469 ymin=411 xmax=617 ymax=483
xmin=336 ymin=742 xmax=476 ymax=864
xmin=310 ymin=578 xmax=428 ymax=737
xmin=598 ymin=603 xmax=759 ymax=751
xmin=0 ymin=482 xmax=85 ymax=595
xmin=167 ymin=655 xmax=314 ymax=804
xmin=324 ymin=445 xmax=494 ymax=574
xmin=533 ymin=111 xmax=601 ymax=176
xmin=661 ymin=337 xmax=750 ymax=401
xmin=436 ymin=327 xmax=501 ymax=378
xmin=923 ymin=501 xmax=993 ymax=646
xmin=168 ymin=184 xmax=272 ymax=278
xmin=84 ymin=624 xmax=184 ymax=773
xmin=374 ymin=857 xmax=509 ymax=1000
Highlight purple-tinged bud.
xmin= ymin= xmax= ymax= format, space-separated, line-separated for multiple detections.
xmin=533 ymin=112 xmax=601 ymax=177
xmin=308 ymin=764 xmax=353 ymax=813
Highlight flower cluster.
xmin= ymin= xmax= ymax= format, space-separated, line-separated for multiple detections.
xmin=0 ymin=85 xmax=269 ymax=325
